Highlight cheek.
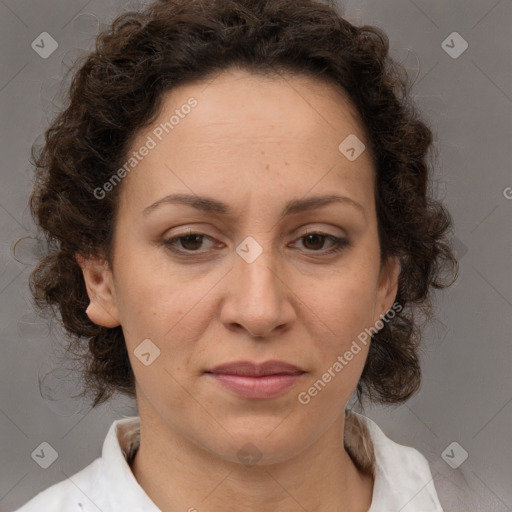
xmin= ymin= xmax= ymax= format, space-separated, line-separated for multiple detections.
xmin=313 ymin=266 xmax=379 ymax=338
xmin=111 ymin=247 xmax=174 ymax=341
xmin=299 ymin=258 xmax=380 ymax=390
xmin=113 ymin=249 xmax=216 ymax=360
xmin=297 ymin=279 xmax=375 ymax=409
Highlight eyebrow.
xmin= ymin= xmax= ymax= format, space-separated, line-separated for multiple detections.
xmin=142 ymin=193 xmax=366 ymax=219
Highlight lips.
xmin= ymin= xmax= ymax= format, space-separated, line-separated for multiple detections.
xmin=206 ymin=360 xmax=305 ymax=377
xmin=205 ymin=360 xmax=306 ymax=399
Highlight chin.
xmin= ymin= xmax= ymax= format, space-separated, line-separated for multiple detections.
xmin=202 ymin=423 xmax=308 ymax=467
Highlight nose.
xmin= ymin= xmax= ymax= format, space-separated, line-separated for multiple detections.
xmin=219 ymin=243 xmax=295 ymax=339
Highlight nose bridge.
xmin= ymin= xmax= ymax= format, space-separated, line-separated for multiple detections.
xmin=223 ymin=233 xmax=291 ymax=336
xmin=235 ymin=234 xmax=282 ymax=303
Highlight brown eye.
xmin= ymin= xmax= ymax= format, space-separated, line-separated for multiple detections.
xmin=163 ymin=232 xmax=216 ymax=254
xmin=294 ymin=232 xmax=349 ymax=254
xmin=302 ymin=233 xmax=329 ymax=251
xmin=177 ymin=234 xmax=204 ymax=251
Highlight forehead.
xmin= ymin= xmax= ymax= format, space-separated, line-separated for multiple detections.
xmin=119 ymin=68 xmax=375 ymax=214
xmin=167 ymin=67 xmax=367 ymax=143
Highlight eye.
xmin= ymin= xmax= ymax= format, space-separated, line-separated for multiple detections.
xmin=162 ymin=230 xmax=349 ymax=257
xmin=163 ymin=231 xmax=216 ymax=253
xmin=291 ymin=232 xmax=349 ymax=255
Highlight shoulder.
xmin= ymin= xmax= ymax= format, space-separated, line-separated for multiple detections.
xmin=346 ymin=411 xmax=444 ymax=512
xmin=12 ymin=416 xmax=157 ymax=512
xmin=346 ymin=411 xmax=508 ymax=512
xmin=12 ymin=458 xmax=104 ymax=512
xmin=345 ymin=410 xmax=433 ymax=474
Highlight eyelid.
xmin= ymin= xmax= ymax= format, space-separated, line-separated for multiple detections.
xmin=163 ymin=225 xmax=345 ymax=243
xmin=162 ymin=228 xmax=350 ymax=256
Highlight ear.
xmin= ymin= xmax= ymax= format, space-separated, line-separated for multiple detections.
xmin=373 ymin=255 xmax=400 ymax=323
xmin=75 ymin=253 xmax=120 ymax=328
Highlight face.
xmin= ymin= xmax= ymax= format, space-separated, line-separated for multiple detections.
xmin=81 ymin=68 xmax=399 ymax=465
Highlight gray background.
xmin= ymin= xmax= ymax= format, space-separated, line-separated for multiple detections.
xmin=1 ymin=0 xmax=511 ymax=511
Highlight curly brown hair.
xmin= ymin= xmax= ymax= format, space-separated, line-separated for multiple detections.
xmin=29 ymin=0 xmax=458 ymax=408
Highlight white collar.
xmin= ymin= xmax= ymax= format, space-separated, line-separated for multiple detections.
xmin=97 ymin=411 xmax=443 ymax=511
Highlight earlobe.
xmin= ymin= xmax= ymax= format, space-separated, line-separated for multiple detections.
xmin=75 ymin=253 xmax=121 ymax=328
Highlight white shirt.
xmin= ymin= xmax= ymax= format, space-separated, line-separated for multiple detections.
xmin=13 ymin=411 xmax=444 ymax=512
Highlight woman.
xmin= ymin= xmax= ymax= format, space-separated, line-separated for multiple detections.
xmin=15 ymin=0 xmax=457 ymax=510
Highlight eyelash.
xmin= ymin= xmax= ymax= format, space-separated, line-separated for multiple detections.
xmin=162 ymin=231 xmax=349 ymax=257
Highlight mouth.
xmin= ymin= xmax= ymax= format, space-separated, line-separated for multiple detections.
xmin=205 ymin=360 xmax=306 ymax=399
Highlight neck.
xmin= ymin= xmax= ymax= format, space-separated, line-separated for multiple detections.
xmin=130 ymin=402 xmax=373 ymax=512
